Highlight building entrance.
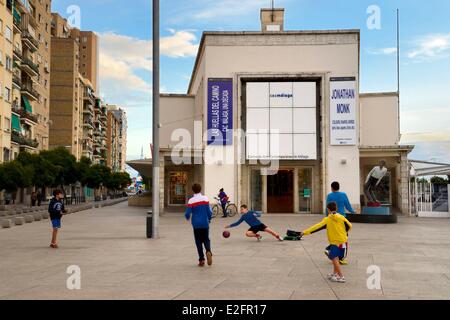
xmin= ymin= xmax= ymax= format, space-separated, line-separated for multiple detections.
xmin=267 ymin=170 xmax=294 ymax=213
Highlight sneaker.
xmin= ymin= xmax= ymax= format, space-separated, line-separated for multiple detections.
xmin=277 ymin=235 xmax=284 ymax=242
xmin=327 ymin=273 xmax=337 ymax=280
xmin=339 ymin=259 xmax=349 ymax=265
xmin=206 ymin=251 xmax=213 ymax=266
xmin=198 ymin=260 xmax=205 ymax=267
xmin=257 ymin=235 xmax=263 ymax=241
xmin=330 ymin=275 xmax=346 ymax=283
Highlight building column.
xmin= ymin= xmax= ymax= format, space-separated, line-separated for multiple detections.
xmin=399 ymin=152 xmax=410 ymax=215
xmin=262 ymin=174 xmax=267 ymax=213
xmin=294 ymin=168 xmax=299 ymax=213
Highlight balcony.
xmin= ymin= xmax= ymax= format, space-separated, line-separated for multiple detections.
xmin=83 ymin=131 xmax=93 ymax=140
xmin=13 ymin=47 xmax=23 ymax=61
xmin=20 ymin=57 xmax=39 ymax=77
xmin=13 ymin=74 xmax=22 ymax=88
xmin=19 ymin=110 xmax=38 ymax=125
xmin=83 ymin=104 xmax=94 ymax=116
xmin=22 ymin=31 xmax=39 ymax=52
xmin=83 ymin=143 xmax=93 ymax=152
xmin=11 ymin=131 xmax=39 ymax=149
xmin=13 ymin=8 xmax=22 ymax=32
xmin=12 ymin=105 xmax=38 ymax=125
xmin=21 ymin=83 xmax=39 ymax=101
xmin=83 ymin=120 xmax=94 ymax=130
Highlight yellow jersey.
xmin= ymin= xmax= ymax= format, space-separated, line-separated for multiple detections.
xmin=302 ymin=213 xmax=352 ymax=245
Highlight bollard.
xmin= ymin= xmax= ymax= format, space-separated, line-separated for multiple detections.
xmin=146 ymin=210 xmax=153 ymax=239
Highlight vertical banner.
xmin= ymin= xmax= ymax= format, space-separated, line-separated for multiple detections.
xmin=207 ymin=79 xmax=233 ymax=145
xmin=330 ymin=77 xmax=357 ymax=146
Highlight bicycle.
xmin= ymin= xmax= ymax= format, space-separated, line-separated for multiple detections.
xmin=211 ymin=197 xmax=238 ymax=218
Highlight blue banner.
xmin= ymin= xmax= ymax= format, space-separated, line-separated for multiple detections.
xmin=207 ymin=79 xmax=233 ymax=145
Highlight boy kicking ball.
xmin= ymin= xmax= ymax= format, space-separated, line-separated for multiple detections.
xmin=299 ymin=202 xmax=352 ymax=283
xmin=225 ymin=205 xmax=284 ymax=242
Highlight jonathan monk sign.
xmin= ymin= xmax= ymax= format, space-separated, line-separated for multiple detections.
xmin=207 ymin=79 xmax=233 ymax=145
xmin=330 ymin=77 xmax=357 ymax=146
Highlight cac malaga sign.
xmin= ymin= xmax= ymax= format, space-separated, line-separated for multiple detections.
xmin=330 ymin=77 xmax=357 ymax=146
xmin=207 ymin=78 xmax=233 ymax=146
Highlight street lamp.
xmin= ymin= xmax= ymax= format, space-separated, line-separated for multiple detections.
xmin=149 ymin=0 xmax=160 ymax=239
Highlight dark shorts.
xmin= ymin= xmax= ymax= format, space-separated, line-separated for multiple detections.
xmin=327 ymin=244 xmax=347 ymax=260
xmin=248 ymin=224 xmax=267 ymax=234
xmin=51 ymin=219 xmax=61 ymax=229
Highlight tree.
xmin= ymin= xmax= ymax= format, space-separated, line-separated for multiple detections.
xmin=16 ymin=152 xmax=56 ymax=189
xmin=118 ymin=172 xmax=132 ymax=190
xmin=40 ymin=147 xmax=77 ymax=193
xmin=431 ymin=176 xmax=449 ymax=186
xmin=0 ymin=161 xmax=32 ymax=202
xmin=76 ymin=156 xmax=92 ymax=187
xmin=83 ymin=164 xmax=112 ymax=200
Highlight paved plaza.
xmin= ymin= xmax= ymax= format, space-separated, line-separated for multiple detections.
xmin=1 ymin=202 xmax=450 ymax=300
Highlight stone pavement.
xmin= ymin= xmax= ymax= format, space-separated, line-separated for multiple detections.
xmin=1 ymin=202 xmax=450 ymax=300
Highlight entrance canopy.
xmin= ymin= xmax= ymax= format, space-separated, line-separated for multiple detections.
xmin=127 ymin=159 xmax=152 ymax=178
xmin=410 ymin=160 xmax=450 ymax=177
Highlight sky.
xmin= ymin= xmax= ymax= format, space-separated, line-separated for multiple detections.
xmin=52 ymin=0 xmax=450 ymax=168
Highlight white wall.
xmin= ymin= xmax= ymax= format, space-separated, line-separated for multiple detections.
xmin=360 ymin=93 xmax=399 ymax=146
xmin=195 ymin=32 xmax=361 ymax=207
xmin=160 ymin=95 xmax=195 ymax=149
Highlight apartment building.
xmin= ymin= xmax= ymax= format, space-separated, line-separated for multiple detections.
xmin=69 ymin=29 xmax=99 ymax=94
xmin=0 ymin=0 xmax=14 ymax=162
xmin=49 ymin=13 xmax=102 ymax=162
xmin=106 ymin=107 xmax=120 ymax=172
xmin=49 ymin=35 xmax=83 ymax=158
xmin=106 ymin=105 xmax=127 ymax=172
xmin=93 ymin=98 xmax=107 ymax=165
xmin=6 ymin=0 xmax=52 ymax=160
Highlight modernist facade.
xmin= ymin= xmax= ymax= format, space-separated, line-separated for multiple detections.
xmin=151 ymin=9 xmax=414 ymax=215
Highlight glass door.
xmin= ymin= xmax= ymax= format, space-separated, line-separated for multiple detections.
xmin=169 ymin=172 xmax=188 ymax=205
xmin=298 ymin=168 xmax=313 ymax=213
xmin=250 ymin=170 xmax=262 ymax=211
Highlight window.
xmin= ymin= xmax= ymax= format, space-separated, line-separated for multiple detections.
xmin=0 ymin=19 xmax=3 ymax=33
xmin=4 ymin=87 xmax=11 ymax=102
xmin=5 ymin=27 xmax=12 ymax=41
xmin=0 ymin=50 xmax=3 ymax=65
xmin=4 ymin=117 xmax=11 ymax=131
xmin=82 ymin=37 xmax=87 ymax=43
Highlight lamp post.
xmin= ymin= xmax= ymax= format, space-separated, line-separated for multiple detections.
xmin=150 ymin=0 xmax=160 ymax=239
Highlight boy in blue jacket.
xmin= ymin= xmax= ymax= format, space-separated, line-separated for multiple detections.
xmin=185 ymin=184 xmax=213 ymax=267
xmin=225 ymin=205 xmax=283 ymax=242
xmin=48 ymin=189 xmax=67 ymax=249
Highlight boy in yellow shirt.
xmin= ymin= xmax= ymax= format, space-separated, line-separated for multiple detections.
xmin=300 ymin=202 xmax=352 ymax=283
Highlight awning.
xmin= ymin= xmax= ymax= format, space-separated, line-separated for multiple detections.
xmin=12 ymin=114 xmax=21 ymax=132
xmin=22 ymin=96 xmax=32 ymax=113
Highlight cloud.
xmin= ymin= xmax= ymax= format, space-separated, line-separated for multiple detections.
xmin=162 ymin=29 xmax=199 ymax=58
xmin=401 ymin=107 xmax=450 ymax=138
xmin=98 ymin=30 xmax=198 ymax=104
xmin=407 ymin=34 xmax=450 ymax=61
xmin=192 ymin=0 xmax=278 ymax=20
xmin=366 ymin=47 xmax=397 ymax=55
xmin=98 ymin=30 xmax=198 ymax=162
